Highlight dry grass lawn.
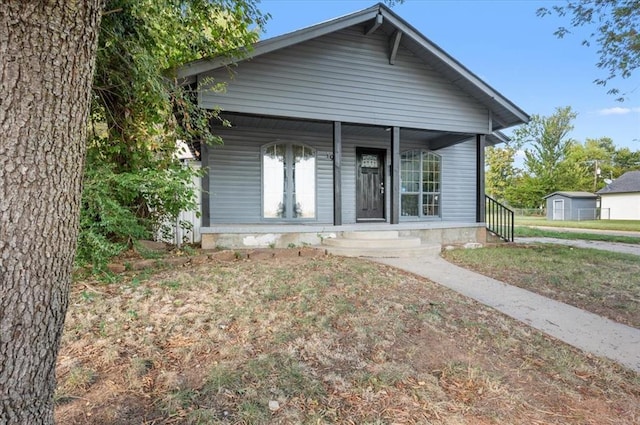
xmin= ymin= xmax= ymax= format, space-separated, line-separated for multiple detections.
xmin=56 ymin=248 xmax=640 ymax=424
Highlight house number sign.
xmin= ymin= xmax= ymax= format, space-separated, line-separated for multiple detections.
xmin=317 ymin=151 xmax=334 ymax=160
xmin=361 ymin=154 xmax=378 ymax=168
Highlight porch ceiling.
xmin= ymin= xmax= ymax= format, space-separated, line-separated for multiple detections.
xmin=219 ymin=113 xmax=474 ymax=146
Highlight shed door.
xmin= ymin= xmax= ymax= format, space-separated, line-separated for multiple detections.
xmin=553 ymin=199 xmax=564 ymax=220
xmin=356 ymin=148 xmax=385 ymax=221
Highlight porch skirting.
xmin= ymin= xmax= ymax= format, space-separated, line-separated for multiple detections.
xmin=200 ymin=222 xmax=487 ymax=250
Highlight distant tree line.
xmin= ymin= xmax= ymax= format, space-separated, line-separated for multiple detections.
xmin=486 ymin=106 xmax=640 ymax=209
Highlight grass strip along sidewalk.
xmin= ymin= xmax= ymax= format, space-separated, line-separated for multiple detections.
xmin=514 ymin=218 xmax=640 ymax=232
xmin=515 ymin=226 xmax=640 ymax=244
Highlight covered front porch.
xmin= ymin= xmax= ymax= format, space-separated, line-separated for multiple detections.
xmin=204 ymin=114 xmax=492 ymax=215
xmin=196 ymin=112 xmax=499 ymax=250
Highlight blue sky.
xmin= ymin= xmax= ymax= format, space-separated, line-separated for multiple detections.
xmin=257 ymin=0 xmax=640 ymax=151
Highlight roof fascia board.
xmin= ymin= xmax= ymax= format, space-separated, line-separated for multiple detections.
xmin=543 ymin=191 xmax=597 ymax=199
xmin=486 ymin=130 xmax=510 ymax=146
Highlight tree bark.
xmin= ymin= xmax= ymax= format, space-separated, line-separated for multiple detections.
xmin=0 ymin=1 xmax=102 ymax=423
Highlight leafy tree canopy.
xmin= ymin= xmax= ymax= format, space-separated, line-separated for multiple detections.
xmin=613 ymin=146 xmax=640 ymax=171
xmin=518 ymin=106 xmax=578 ymax=188
xmin=80 ymin=0 xmax=268 ymax=268
xmin=566 ymin=137 xmax=617 ymax=191
xmin=537 ymin=0 xmax=640 ymax=100
xmin=506 ymin=106 xmax=578 ymax=208
xmin=485 ymin=144 xmax=521 ymax=203
xmin=93 ymin=0 xmax=267 ymax=165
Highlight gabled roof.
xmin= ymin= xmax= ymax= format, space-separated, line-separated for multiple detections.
xmin=597 ymin=171 xmax=640 ymax=195
xmin=543 ymin=191 xmax=598 ymax=199
xmin=177 ymin=2 xmax=529 ymax=132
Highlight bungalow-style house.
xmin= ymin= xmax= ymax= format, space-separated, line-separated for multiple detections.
xmin=543 ymin=192 xmax=599 ymax=221
xmin=597 ymin=171 xmax=640 ymax=220
xmin=177 ymin=3 xmax=529 ymax=250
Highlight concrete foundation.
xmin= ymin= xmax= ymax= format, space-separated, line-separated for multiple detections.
xmin=200 ymin=222 xmax=487 ymax=250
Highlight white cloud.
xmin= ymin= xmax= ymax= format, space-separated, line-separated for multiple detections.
xmin=598 ymin=107 xmax=630 ymax=115
xmin=597 ymin=107 xmax=640 ymax=115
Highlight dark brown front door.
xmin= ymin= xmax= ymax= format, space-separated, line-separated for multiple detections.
xmin=356 ymin=148 xmax=385 ymax=221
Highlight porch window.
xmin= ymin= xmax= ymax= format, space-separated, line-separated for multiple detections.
xmin=400 ymin=150 xmax=441 ymax=217
xmin=263 ymin=143 xmax=316 ymax=219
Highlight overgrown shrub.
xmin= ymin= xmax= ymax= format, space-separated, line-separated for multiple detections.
xmin=76 ymin=158 xmax=199 ymax=269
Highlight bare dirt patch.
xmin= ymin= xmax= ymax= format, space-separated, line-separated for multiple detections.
xmin=57 ymin=250 xmax=640 ymax=424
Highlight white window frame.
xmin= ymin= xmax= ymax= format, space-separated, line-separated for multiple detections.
xmin=400 ymin=150 xmax=441 ymax=218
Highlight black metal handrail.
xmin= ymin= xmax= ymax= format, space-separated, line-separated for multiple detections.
xmin=485 ymin=195 xmax=514 ymax=242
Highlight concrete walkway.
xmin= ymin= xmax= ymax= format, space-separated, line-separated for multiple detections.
xmin=372 ymin=255 xmax=640 ymax=373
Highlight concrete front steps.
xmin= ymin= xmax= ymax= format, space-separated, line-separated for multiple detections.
xmin=322 ymin=230 xmax=441 ymax=258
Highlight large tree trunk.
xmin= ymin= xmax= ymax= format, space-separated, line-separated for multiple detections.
xmin=0 ymin=1 xmax=102 ymax=423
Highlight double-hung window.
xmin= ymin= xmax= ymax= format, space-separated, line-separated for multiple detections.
xmin=262 ymin=143 xmax=316 ymax=219
xmin=400 ymin=150 xmax=441 ymax=217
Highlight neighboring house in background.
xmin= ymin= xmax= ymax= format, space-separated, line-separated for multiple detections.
xmin=597 ymin=171 xmax=640 ymax=220
xmin=543 ymin=192 xmax=599 ymax=221
xmin=177 ymin=3 xmax=529 ymax=249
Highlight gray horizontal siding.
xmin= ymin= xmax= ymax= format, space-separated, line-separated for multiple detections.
xmin=208 ymin=127 xmax=333 ymax=224
xmin=316 ymin=140 xmax=334 ymax=223
xmin=208 ymin=132 xmax=261 ymax=223
xmin=439 ymin=140 xmax=477 ymax=222
xmin=200 ymin=26 xmax=489 ymax=134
